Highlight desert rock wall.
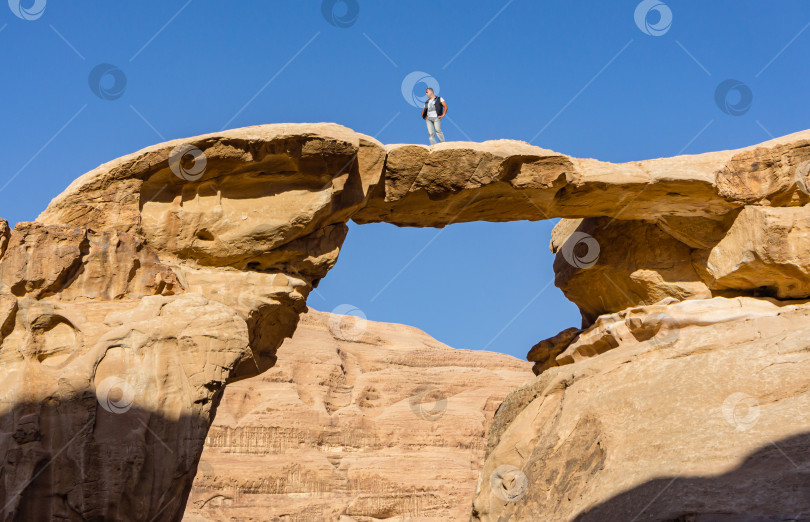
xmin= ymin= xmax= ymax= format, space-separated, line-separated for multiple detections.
xmin=183 ymin=308 xmax=532 ymax=521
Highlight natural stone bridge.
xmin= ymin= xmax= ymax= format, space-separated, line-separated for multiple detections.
xmin=2 ymin=123 xmax=809 ymax=519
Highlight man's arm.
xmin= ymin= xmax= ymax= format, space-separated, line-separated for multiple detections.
xmin=439 ymin=100 xmax=448 ymax=118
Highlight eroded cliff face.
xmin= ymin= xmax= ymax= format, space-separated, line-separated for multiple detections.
xmin=37 ymin=123 xmax=386 ymax=382
xmin=463 ymin=136 xmax=810 ymax=519
xmin=0 ymin=122 xmax=808 ymax=520
xmin=473 ymin=297 xmax=810 ymax=520
xmin=1 ymin=124 xmax=384 ymax=521
xmin=0 ymin=221 xmax=247 ymax=520
xmin=183 ymin=308 xmax=532 ymax=521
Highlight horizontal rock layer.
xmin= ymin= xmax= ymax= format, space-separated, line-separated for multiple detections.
xmin=356 ymin=133 xmax=808 ymax=325
xmin=353 ymin=132 xmax=810 ymax=226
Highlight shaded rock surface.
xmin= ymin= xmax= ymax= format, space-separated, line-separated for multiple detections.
xmin=183 ymin=308 xmax=532 ymax=521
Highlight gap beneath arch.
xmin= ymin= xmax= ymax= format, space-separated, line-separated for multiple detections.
xmin=313 ymin=219 xmax=581 ymax=360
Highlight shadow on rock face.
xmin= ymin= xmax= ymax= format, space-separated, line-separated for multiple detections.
xmin=574 ymin=431 xmax=810 ymax=521
xmin=0 ymin=394 xmax=222 ymax=522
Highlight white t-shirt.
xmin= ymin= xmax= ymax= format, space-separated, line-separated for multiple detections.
xmin=426 ymin=97 xmax=445 ymax=118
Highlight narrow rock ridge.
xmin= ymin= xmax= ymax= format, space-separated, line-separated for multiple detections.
xmin=353 ymin=130 xmax=810 ymax=225
xmin=0 ymin=122 xmax=804 ymax=519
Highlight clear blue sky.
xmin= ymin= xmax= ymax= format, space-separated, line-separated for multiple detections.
xmin=1 ymin=1 xmax=808 ymax=359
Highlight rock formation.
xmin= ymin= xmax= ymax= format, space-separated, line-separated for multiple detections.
xmin=183 ymin=308 xmax=532 ymax=521
xmin=463 ymin=134 xmax=810 ymax=518
xmin=474 ymin=297 xmax=810 ymax=520
xmin=37 ymin=123 xmax=386 ymax=381
xmin=2 ymin=124 xmax=385 ymax=520
xmin=0 ymin=220 xmax=246 ymax=520
xmin=0 ymin=121 xmax=807 ymax=520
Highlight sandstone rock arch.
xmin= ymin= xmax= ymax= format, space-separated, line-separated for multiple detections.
xmin=0 ymin=122 xmax=808 ymax=519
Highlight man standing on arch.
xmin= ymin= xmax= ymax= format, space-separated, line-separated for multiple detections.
xmin=421 ymin=88 xmax=447 ymax=145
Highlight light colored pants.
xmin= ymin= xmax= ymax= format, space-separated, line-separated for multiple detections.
xmin=426 ymin=117 xmax=445 ymax=145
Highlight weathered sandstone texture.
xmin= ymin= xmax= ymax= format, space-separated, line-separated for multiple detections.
xmin=0 ymin=122 xmax=807 ymax=520
xmin=0 ymin=221 xmax=247 ymax=520
xmin=38 ymin=123 xmax=386 ymax=382
xmin=183 ymin=308 xmax=532 ymax=521
xmin=474 ymin=297 xmax=810 ymax=520
xmin=353 ymin=133 xmax=810 ymax=325
xmin=1 ymin=124 xmax=384 ymax=520
xmin=353 ymin=132 xmax=810 ymax=226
